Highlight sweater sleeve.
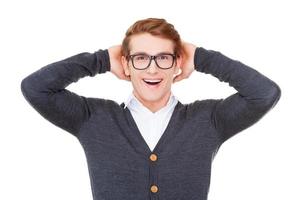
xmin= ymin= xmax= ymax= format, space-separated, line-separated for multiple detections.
xmin=194 ymin=47 xmax=281 ymax=144
xmin=20 ymin=49 xmax=111 ymax=137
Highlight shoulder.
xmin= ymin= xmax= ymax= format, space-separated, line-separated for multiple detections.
xmin=183 ymin=99 xmax=223 ymax=121
xmin=84 ymin=97 xmax=124 ymax=115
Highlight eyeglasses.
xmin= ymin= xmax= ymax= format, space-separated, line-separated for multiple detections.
xmin=126 ymin=53 xmax=176 ymax=70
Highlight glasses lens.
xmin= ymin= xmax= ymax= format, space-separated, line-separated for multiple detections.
xmin=155 ymin=54 xmax=174 ymax=69
xmin=132 ymin=54 xmax=150 ymax=69
xmin=132 ymin=54 xmax=174 ymax=69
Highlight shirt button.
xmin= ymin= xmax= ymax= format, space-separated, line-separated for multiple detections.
xmin=149 ymin=153 xmax=158 ymax=162
xmin=150 ymin=185 xmax=159 ymax=193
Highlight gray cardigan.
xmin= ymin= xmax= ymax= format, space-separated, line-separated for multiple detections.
xmin=20 ymin=46 xmax=281 ymax=200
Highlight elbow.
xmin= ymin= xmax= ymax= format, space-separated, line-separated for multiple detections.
xmin=261 ymin=81 xmax=282 ymax=110
xmin=21 ymin=77 xmax=30 ymax=101
xmin=20 ymin=76 xmax=36 ymax=103
xmin=21 ymin=77 xmax=29 ymax=97
xmin=271 ymin=83 xmax=282 ymax=108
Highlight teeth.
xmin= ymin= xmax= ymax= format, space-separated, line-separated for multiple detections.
xmin=143 ymin=79 xmax=162 ymax=83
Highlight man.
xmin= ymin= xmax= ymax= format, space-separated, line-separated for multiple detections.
xmin=21 ymin=18 xmax=281 ymax=200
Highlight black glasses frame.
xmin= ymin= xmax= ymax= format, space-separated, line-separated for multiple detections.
xmin=126 ymin=53 xmax=177 ymax=70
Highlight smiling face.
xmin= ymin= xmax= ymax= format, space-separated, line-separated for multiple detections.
xmin=121 ymin=32 xmax=182 ymax=112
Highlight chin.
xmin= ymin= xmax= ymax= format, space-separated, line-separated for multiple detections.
xmin=136 ymin=90 xmax=163 ymax=101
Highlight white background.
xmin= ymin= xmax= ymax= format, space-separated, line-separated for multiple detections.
xmin=1 ymin=0 xmax=300 ymax=199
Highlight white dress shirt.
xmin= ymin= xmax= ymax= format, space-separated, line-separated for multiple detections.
xmin=123 ymin=91 xmax=179 ymax=151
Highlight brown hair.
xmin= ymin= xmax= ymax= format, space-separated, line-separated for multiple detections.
xmin=121 ymin=18 xmax=184 ymax=61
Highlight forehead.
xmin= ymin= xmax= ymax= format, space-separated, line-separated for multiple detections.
xmin=129 ymin=33 xmax=174 ymax=54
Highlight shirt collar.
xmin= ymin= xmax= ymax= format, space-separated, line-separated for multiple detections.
xmin=123 ymin=91 xmax=178 ymax=112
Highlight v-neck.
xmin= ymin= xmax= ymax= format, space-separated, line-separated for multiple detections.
xmin=121 ymin=101 xmax=183 ymax=156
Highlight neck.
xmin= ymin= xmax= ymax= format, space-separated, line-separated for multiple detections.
xmin=133 ymin=91 xmax=171 ymax=113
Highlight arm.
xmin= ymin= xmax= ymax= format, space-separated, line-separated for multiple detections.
xmin=20 ymin=49 xmax=111 ymax=137
xmin=194 ymin=47 xmax=281 ymax=144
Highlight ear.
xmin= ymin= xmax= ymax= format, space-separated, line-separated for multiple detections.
xmin=121 ymin=55 xmax=130 ymax=76
xmin=174 ymin=54 xmax=183 ymax=76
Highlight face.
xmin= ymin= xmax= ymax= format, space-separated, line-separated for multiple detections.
xmin=121 ymin=32 xmax=182 ymax=108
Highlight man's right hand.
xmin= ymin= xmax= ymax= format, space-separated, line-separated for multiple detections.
xmin=108 ymin=45 xmax=131 ymax=82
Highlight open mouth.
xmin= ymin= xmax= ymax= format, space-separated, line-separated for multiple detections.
xmin=143 ymin=79 xmax=163 ymax=86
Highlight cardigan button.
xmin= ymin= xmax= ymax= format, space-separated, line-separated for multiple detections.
xmin=149 ymin=153 xmax=158 ymax=161
xmin=150 ymin=185 xmax=158 ymax=193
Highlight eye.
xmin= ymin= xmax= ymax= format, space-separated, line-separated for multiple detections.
xmin=135 ymin=54 xmax=149 ymax=61
xmin=157 ymin=54 xmax=170 ymax=60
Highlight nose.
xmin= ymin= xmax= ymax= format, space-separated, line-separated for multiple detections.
xmin=146 ymin=57 xmax=159 ymax=74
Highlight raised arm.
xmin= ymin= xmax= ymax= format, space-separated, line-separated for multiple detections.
xmin=194 ymin=47 xmax=281 ymax=144
xmin=20 ymin=49 xmax=111 ymax=137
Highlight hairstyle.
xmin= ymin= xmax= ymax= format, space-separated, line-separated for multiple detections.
xmin=121 ymin=18 xmax=184 ymax=61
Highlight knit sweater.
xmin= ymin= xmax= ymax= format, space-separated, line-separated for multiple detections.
xmin=20 ymin=46 xmax=281 ymax=200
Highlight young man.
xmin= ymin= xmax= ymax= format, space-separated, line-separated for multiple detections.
xmin=21 ymin=18 xmax=281 ymax=200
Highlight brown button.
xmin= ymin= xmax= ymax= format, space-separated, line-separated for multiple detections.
xmin=149 ymin=153 xmax=158 ymax=161
xmin=150 ymin=185 xmax=158 ymax=193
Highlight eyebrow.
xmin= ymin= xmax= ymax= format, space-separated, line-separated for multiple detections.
xmin=131 ymin=51 xmax=174 ymax=55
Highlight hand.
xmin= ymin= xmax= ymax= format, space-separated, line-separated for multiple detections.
xmin=173 ymin=41 xmax=197 ymax=83
xmin=108 ymin=45 xmax=131 ymax=81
